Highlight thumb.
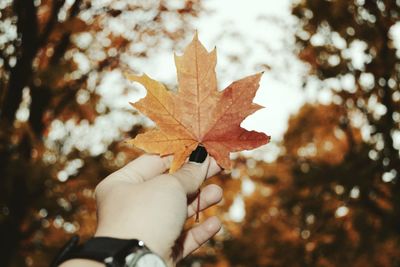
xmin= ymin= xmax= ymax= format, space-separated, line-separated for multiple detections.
xmin=171 ymin=147 xmax=210 ymax=195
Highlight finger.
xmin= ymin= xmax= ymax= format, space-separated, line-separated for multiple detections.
xmin=187 ymin=184 xmax=223 ymax=218
xmin=106 ymin=154 xmax=173 ymax=183
xmin=171 ymin=155 xmax=210 ymax=194
xmin=206 ymin=157 xmax=221 ymax=179
xmin=179 ymin=216 xmax=221 ymax=260
xmin=189 ymin=146 xmax=221 ymax=179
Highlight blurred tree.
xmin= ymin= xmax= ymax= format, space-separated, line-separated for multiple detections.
xmin=3 ymin=0 xmax=400 ymax=266
xmin=292 ymin=0 xmax=400 ymax=259
xmin=292 ymin=0 xmax=400 ymax=225
xmin=183 ymin=103 xmax=399 ymax=267
xmin=0 ymin=0 xmax=200 ymax=266
xmin=181 ymin=0 xmax=400 ymax=265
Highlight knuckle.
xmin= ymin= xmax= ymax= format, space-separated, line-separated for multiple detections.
xmin=200 ymin=197 xmax=209 ymax=208
xmin=94 ymin=182 xmax=106 ymax=199
xmin=176 ymin=165 xmax=198 ymax=180
xmin=211 ymin=184 xmax=223 ymax=193
xmin=190 ymin=230 xmax=203 ymax=247
xmin=94 ymin=179 xmax=113 ymax=199
xmin=184 ymin=165 xmax=200 ymax=179
xmin=188 ymin=204 xmax=195 ymax=215
xmin=157 ymin=174 xmax=185 ymax=192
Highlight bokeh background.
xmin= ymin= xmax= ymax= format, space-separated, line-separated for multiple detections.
xmin=1 ymin=0 xmax=400 ymax=266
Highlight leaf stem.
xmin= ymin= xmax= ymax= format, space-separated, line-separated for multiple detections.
xmin=195 ymin=189 xmax=201 ymax=222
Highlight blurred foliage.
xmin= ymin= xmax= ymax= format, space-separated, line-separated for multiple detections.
xmin=0 ymin=0 xmax=201 ymax=266
xmin=1 ymin=0 xmax=400 ymax=267
xmin=181 ymin=0 xmax=400 ymax=266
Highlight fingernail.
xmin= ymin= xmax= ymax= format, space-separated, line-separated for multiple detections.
xmin=189 ymin=145 xmax=207 ymax=163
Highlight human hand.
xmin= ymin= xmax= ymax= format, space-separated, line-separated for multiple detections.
xmin=62 ymin=149 xmax=223 ymax=267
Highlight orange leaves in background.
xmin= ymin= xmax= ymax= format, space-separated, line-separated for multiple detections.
xmin=125 ymin=33 xmax=270 ymax=172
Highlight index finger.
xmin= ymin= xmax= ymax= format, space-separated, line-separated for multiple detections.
xmin=206 ymin=157 xmax=221 ymax=179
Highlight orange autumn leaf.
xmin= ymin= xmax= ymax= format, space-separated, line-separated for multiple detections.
xmin=125 ymin=33 xmax=270 ymax=172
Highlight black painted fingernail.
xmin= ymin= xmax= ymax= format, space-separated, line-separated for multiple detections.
xmin=189 ymin=145 xmax=207 ymax=163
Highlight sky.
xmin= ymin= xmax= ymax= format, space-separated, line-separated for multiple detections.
xmin=136 ymin=0 xmax=306 ymax=140
xmin=127 ymin=0 xmax=308 ymax=162
xmin=42 ymin=0 xmax=400 ymax=164
xmin=61 ymin=0 xmax=316 ymax=164
xmin=196 ymin=0 xmax=306 ymax=134
xmin=127 ymin=0 xmax=400 ymax=145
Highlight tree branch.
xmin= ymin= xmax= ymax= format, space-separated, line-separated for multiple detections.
xmin=38 ymin=0 xmax=66 ymax=47
xmin=1 ymin=0 xmax=38 ymax=123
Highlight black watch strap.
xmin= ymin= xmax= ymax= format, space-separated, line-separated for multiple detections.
xmin=51 ymin=235 xmax=143 ymax=267
xmin=51 ymin=235 xmax=80 ymax=267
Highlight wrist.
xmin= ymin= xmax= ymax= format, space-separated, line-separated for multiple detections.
xmin=94 ymin=224 xmax=167 ymax=260
xmin=53 ymin=235 xmax=168 ymax=267
xmin=60 ymin=259 xmax=103 ymax=267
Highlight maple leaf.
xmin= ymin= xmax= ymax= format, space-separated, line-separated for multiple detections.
xmin=125 ymin=33 xmax=270 ymax=172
